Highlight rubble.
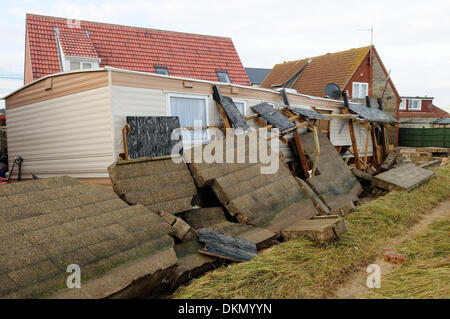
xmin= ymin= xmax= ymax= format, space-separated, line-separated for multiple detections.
xmin=183 ymin=207 xmax=277 ymax=249
xmin=381 ymin=149 xmax=400 ymax=171
xmin=186 ymin=134 xmax=319 ymax=234
xmin=281 ymin=215 xmax=347 ymax=243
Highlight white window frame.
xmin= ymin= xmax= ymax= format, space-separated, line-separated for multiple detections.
xmin=399 ymin=99 xmax=406 ymax=110
xmin=64 ymin=56 xmax=100 ymax=72
xmin=166 ymin=93 xmax=210 ymax=145
xmin=352 ymin=82 xmax=369 ymax=99
xmin=232 ymin=99 xmax=247 ymax=116
xmin=408 ymin=99 xmax=421 ymax=111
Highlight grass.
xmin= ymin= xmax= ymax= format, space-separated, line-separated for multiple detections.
xmin=367 ymin=216 xmax=450 ymax=299
xmin=173 ymin=164 xmax=450 ymax=299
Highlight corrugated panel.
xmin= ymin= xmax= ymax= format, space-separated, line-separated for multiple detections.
xmin=6 ymin=86 xmax=114 ymax=178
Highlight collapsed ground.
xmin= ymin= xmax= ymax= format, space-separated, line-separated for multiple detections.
xmin=173 ymin=165 xmax=450 ymax=299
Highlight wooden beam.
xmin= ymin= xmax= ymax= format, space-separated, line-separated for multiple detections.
xmin=309 ymin=125 xmax=320 ymax=176
xmin=283 ymin=108 xmax=310 ymax=178
xmin=343 ymin=109 xmax=360 ymax=169
xmin=122 ymin=125 xmax=130 ymax=160
xmin=370 ymin=124 xmax=381 ymax=172
xmin=363 ymin=125 xmax=370 ymax=171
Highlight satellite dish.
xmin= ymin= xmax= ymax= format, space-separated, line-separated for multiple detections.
xmin=325 ymin=83 xmax=341 ymax=99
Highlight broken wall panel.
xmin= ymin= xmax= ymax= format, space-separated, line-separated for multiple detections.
xmin=108 ymin=157 xmax=197 ymax=214
xmin=0 ymin=177 xmax=177 ymax=299
xmin=186 ymin=134 xmax=319 ymax=234
xmin=126 ymin=116 xmax=182 ymax=159
xmin=301 ymin=131 xmax=363 ymax=213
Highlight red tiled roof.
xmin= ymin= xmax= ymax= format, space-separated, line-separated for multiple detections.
xmin=25 ymin=14 xmax=250 ymax=85
xmin=261 ymin=46 xmax=371 ymax=97
xmin=58 ymin=27 xmax=98 ymax=58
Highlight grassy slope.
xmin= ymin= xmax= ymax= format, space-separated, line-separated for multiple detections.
xmin=367 ymin=216 xmax=450 ymax=299
xmin=173 ymin=165 xmax=450 ymax=299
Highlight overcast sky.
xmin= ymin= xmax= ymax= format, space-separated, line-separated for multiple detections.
xmin=1 ymin=0 xmax=449 ymax=110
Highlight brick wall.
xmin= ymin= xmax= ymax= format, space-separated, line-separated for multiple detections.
xmin=371 ymin=55 xmax=399 ymax=144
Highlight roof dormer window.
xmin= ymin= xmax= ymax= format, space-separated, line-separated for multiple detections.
xmin=65 ymin=58 xmax=99 ymax=71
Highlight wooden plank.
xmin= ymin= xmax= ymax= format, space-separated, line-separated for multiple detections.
xmin=370 ymin=124 xmax=381 ymax=172
xmin=363 ymin=125 xmax=370 ymax=171
xmin=347 ymin=118 xmax=360 ymax=169
xmin=283 ymin=108 xmax=310 ymax=178
xmin=122 ymin=125 xmax=130 ymax=160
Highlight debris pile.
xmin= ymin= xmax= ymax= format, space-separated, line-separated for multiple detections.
xmin=301 ymin=131 xmax=362 ymax=215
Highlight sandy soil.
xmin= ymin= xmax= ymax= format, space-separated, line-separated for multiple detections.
xmin=331 ymin=200 xmax=450 ymax=299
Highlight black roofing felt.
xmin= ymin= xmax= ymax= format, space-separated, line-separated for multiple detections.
xmin=126 ymin=116 xmax=182 ymax=159
xmin=212 ymin=85 xmax=250 ymax=132
xmin=220 ymin=96 xmax=251 ymax=131
xmin=198 ymin=229 xmax=257 ymax=262
xmin=288 ymin=106 xmax=329 ymax=120
xmin=245 ymin=67 xmax=271 ymax=85
xmin=348 ymin=102 xmax=397 ymax=123
xmin=251 ymin=102 xmax=296 ymax=132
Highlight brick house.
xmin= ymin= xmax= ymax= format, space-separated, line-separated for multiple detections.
xmin=398 ymin=96 xmax=449 ymax=128
xmin=261 ymin=45 xmax=401 ymax=144
xmin=24 ymin=13 xmax=250 ymax=85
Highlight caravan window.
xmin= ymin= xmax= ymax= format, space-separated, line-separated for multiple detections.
xmin=233 ymin=100 xmax=246 ymax=115
xmin=168 ymin=94 xmax=209 ymax=145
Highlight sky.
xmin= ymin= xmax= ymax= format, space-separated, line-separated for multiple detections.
xmin=1 ymin=0 xmax=449 ymax=110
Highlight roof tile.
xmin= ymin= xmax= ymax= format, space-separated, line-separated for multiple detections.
xmin=261 ymin=46 xmax=371 ymax=97
xmin=26 ymin=14 xmax=250 ymax=85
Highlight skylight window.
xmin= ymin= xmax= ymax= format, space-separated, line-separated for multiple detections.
xmin=155 ymin=66 xmax=169 ymax=75
xmin=216 ymin=71 xmax=231 ymax=83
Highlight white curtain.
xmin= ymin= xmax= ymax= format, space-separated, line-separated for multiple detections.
xmin=170 ymin=96 xmax=208 ymax=143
